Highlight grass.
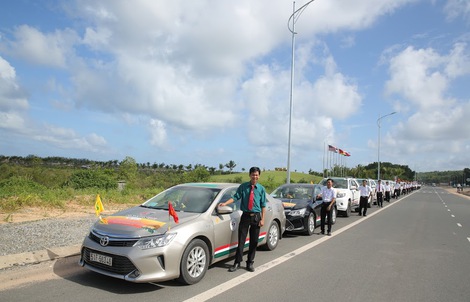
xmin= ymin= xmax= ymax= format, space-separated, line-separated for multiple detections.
xmin=0 ymin=170 xmax=322 ymax=213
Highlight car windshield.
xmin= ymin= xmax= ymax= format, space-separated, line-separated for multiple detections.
xmin=320 ymin=178 xmax=348 ymax=189
xmin=271 ymin=186 xmax=313 ymax=200
xmin=142 ymin=186 xmax=220 ymax=213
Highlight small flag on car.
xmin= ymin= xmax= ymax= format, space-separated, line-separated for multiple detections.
xmin=95 ymin=194 xmax=104 ymax=217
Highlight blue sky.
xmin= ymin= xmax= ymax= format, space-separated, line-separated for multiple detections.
xmin=1 ymin=0 xmax=469 ymax=174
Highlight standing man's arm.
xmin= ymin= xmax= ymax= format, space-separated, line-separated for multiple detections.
xmin=259 ymin=188 xmax=267 ymax=227
xmin=260 ymin=206 xmax=266 ymax=227
xmin=327 ymin=189 xmax=336 ymax=211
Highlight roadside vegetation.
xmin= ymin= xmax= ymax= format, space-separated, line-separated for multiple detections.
xmin=1 ymin=155 xmax=468 ymax=216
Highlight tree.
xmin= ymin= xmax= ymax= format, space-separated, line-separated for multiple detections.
xmin=225 ymin=160 xmax=236 ymax=173
xmin=118 ymin=156 xmax=138 ymax=181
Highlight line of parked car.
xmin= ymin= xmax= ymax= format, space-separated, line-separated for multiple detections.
xmin=79 ymin=178 xmax=419 ymax=285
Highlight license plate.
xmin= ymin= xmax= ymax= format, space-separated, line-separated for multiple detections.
xmin=90 ymin=252 xmax=113 ymax=266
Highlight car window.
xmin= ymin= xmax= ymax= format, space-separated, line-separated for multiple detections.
xmin=333 ymin=179 xmax=347 ymax=189
xmin=219 ymin=188 xmax=240 ymax=210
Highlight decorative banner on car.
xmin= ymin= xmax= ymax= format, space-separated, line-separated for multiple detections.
xmin=282 ymin=202 xmax=296 ymax=208
xmin=214 ymin=232 xmax=267 ymax=258
xmin=99 ymin=216 xmax=166 ymax=232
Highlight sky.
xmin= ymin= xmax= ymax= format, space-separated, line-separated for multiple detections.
xmin=1 ymin=0 xmax=470 ymax=174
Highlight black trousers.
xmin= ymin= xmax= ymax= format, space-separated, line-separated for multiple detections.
xmin=394 ymin=189 xmax=400 ymax=199
xmin=385 ymin=191 xmax=391 ymax=202
xmin=320 ymin=203 xmax=332 ymax=233
xmin=377 ymin=192 xmax=383 ymax=207
xmin=358 ymin=196 xmax=369 ymax=215
xmin=234 ymin=212 xmax=261 ymax=264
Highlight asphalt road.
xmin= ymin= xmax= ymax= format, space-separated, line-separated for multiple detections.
xmin=1 ymin=186 xmax=469 ymax=302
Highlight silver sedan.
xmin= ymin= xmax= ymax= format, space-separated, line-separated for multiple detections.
xmin=79 ymin=183 xmax=286 ymax=284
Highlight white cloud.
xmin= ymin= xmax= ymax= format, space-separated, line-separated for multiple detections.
xmin=0 ymin=56 xmax=29 ymax=111
xmin=381 ymin=42 xmax=470 ymax=170
xmin=385 ymin=46 xmax=450 ymax=109
xmin=5 ymin=25 xmax=78 ymax=68
xmin=444 ymin=0 xmax=470 ymax=21
xmin=148 ymin=119 xmax=168 ymax=148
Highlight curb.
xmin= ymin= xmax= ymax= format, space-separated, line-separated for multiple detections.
xmin=0 ymin=244 xmax=81 ymax=270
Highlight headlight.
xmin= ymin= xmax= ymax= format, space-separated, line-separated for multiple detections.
xmin=289 ymin=208 xmax=306 ymax=216
xmin=136 ymin=233 xmax=177 ymax=250
xmin=336 ymin=192 xmax=346 ymax=198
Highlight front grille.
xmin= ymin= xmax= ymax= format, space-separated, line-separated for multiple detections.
xmin=82 ymin=247 xmax=137 ymax=275
xmin=89 ymin=232 xmax=138 ymax=247
xmin=287 ymin=217 xmax=304 ymax=229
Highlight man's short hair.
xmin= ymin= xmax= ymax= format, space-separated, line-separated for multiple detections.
xmin=249 ymin=167 xmax=261 ymax=175
xmin=327 ymin=178 xmax=334 ymax=183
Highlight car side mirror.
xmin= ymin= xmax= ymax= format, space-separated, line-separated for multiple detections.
xmin=216 ymin=205 xmax=233 ymax=215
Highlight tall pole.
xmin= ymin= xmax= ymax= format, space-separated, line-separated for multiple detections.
xmin=286 ymin=1 xmax=295 ymax=184
xmin=286 ymin=0 xmax=316 ymax=184
xmin=377 ymin=111 xmax=396 ymax=180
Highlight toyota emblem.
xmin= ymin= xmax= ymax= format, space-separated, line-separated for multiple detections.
xmin=100 ymin=236 xmax=110 ymax=246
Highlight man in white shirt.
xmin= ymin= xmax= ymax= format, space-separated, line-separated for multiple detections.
xmin=358 ymin=180 xmax=372 ymax=216
xmin=317 ymin=178 xmax=336 ymax=236
xmin=376 ymin=180 xmax=384 ymax=208
xmin=393 ymin=182 xmax=401 ymax=199
xmin=385 ymin=181 xmax=391 ymax=203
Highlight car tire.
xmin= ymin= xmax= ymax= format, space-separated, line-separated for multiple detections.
xmin=178 ymin=239 xmax=209 ymax=285
xmin=263 ymin=221 xmax=280 ymax=251
xmin=344 ymin=202 xmax=351 ymax=217
xmin=304 ymin=212 xmax=316 ymax=236
xmin=330 ymin=207 xmax=337 ymax=225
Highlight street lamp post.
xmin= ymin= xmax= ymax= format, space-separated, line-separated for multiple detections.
xmin=286 ymin=0 xmax=316 ymax=184
xmin=377 ymin=112 xmax=396 ymax=180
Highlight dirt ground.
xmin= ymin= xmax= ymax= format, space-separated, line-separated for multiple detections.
xmin=0 ymin=202 xmax=133 ymax=225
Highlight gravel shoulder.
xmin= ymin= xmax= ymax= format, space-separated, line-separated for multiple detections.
xmin=0 ymin=203 xmax=132 ymax=257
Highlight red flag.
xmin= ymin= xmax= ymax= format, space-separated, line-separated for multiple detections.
xmin=345 ymin=151 xmax=351 ymax=157
xmin=339 ymin=149 xmax=345 ymax=155
xmin=168 ymin=202 xmax=179 ymax=223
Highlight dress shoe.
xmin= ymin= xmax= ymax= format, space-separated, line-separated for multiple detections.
xmin=327 ymin=232 xmax=331 ymax=236
xmin=363 ymin=214 xmax=367 ymax=217
xmin=229 ymin=262 xmax=240 ymax=272
xmin=320 ymin=231 xmax=325 ymax=235
xmin=358 ymin=213 xmax=362 ymax=216
xmin=246 ymin=263 xmax=255 ymax=272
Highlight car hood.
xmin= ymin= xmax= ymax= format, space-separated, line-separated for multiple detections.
xmin=92 ymin=206 xmax=200 ymax=237
xmin=281 ymin=199 xmax=309 ymax=209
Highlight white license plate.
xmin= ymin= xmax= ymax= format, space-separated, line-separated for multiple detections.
xmin=90 ymin=252 xmax=113 ymax=266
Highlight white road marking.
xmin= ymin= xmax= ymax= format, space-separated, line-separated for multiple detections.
xmin=467 ymin=238 xmax=470 ymax=243
xmin=457 ymin=223 xmax=462 ymax=227
xmin=451 ymin=215 xmax=455 ymax=218
xmin=183 ymin=192 xmax=412 ymax=302
xmin=448 ymin=209 xmax=451 ymax=212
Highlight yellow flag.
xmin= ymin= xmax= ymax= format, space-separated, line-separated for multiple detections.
xmin=95 ymin=194 xmax=104 ymax=217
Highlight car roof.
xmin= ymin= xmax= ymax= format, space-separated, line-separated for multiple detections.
xmin=278 ymin=183 xmax=319 ymax=187
xmin=175 ymin=183 xmax=239 ymax=189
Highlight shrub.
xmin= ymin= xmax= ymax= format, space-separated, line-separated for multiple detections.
xmin=64 ymin=169 xmax=117 ymax=190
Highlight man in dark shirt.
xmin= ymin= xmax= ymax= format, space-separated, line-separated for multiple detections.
xmin=219 ymin=166 xmax=266 ymax=272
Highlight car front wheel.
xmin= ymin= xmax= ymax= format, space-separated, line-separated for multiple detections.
xmin=263 ymin=221 xmax=280 ymax=251
xmin=343 ymin=202 xmax=351 ymax=217
xmin=178 ymin=239 xmax=209 ymax=285
xmin=305 ymin=212 xmax=316 ymax=235
xmin=330 ymin=207 xmax=337 ymax=225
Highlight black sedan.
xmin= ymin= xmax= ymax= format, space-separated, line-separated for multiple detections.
xmin=271 ymin=183 xmax=336 ymax=235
